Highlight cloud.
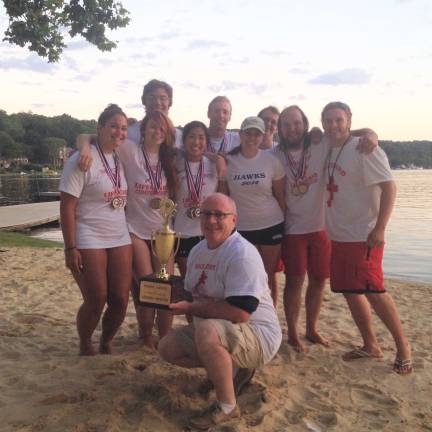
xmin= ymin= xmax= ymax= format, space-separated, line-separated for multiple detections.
xmin=159 ymin=31 xmax=181 ymax=40
xmin=288 ymin=67 xmax=310 ymax=74
xmin=308 ymin=68 xmax=371 ymax=85
xmin=0 ymin=55 xmax=57 ymax=73
xmin=125 ymin=103 xmax=143 ymax=110
xmin=179 ymin=81 xmax=201 ymax=90
xmin=207 ymin=81 xmax=248 ymax=93
xmin=207 ymin=81 xmax=272 ymax=95
xmin=261 ymin=49 xmax=291 ymax=57
xmin=288 ymin=94 xmax=306 ymax=101
xmin=66 ymin=40 xmax=90 ymax=51
xmin=187 ymin=39 xmax=227 ymax=50
xmin=31 ymin=103 xmax=50 ymax=109
xmin=73 ymin=74 xmax=93 ymax=82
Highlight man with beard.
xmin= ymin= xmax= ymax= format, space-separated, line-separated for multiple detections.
xmin=274 ymin=105 xmax=377 ymax=352
xmin=206 ymin=96 xmax=240 ymax=154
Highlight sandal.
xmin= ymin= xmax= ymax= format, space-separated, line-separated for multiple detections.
xmin=393 ymin=357 xmax=413 ymax=375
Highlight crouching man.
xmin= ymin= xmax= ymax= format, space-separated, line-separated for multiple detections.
xmin=158 ymin=193 xmax=282 ymax=430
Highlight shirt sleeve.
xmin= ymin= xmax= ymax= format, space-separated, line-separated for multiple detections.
xmin=362 ymin=147 xmax=393 ymax=187
xmin=59 ymin=153 xmax=85 ymax=198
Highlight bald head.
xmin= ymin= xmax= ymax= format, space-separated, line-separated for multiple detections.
xmin=200 ymin=193 xmax=238 ymax=249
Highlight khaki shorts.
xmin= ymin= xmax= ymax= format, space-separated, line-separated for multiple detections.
xmin=174 ymin=318 xmax=265 ymax=369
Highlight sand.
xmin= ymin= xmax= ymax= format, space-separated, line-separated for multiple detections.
xmin=0 ymin=247 xmax=430 ymax=432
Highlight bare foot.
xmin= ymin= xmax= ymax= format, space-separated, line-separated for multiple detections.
xmin=99 ymin=341 xmax=113 ymax=355
xmin=287 ymin=337 xmax=305 ymax=353
xmin=79 ymin=341 xmax=96 ymax=356
xmin=342 ymin=346 xmax=383 ymax=361
xmin=306 ymin=331 xmax=330 ymax=347
xmin=139 ymin=334 xmax=157 ymax=350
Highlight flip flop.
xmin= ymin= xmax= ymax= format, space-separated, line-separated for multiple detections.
xmin=393 ymin=358 xmax=413 ymax=375
xmin=342 ymin=348 xmax=383 ymax=361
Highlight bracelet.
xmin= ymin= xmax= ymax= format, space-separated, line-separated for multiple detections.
xmin=64 ymin=246 xmax=76 ymax=252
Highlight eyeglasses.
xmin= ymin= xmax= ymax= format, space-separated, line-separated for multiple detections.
xmin=200 ymin=210 xmax=233 ymax=221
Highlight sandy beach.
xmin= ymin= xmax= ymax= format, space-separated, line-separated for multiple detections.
xmin=0 ymin=247 xmax=430 ymax=432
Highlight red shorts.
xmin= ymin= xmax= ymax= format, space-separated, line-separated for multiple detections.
xmin=282 ymin=230 xmax=330 ymax=279
xmin=330 ymin=241 xmax=385 ymax=294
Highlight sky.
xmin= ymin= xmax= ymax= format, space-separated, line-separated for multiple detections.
xmin=0 ymin=0 xmax=431 ymax=140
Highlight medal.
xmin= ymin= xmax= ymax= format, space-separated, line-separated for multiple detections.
xmin=149 ymin=197 xmax=162 ymax=210
xmin=95 ymin=142 xmax=124 ymax=208
xmin=185 ymin=158 xmax=204 ymax=218
xmin=286 ymin=146 xmax=308 ymax=197
xmin=298 ymin=183 xmax=309 ymax=195
xmin=111 ymin=196 xmax=125 ymax=209
xmin=187 ymin=205 xmax=201 ymax=219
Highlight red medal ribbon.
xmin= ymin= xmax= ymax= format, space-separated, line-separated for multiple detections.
xmin=142 ymin=149 xmax=162 ymax=194
xmin=185 ymin=159 xmax=204 ymax=204
xmin=285 ymin=146 xmax=308 ymax=189
xmin=95 ymin=142 xmax=121 ymax=194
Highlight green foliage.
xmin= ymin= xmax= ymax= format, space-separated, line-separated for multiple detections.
xmin=380 ymin=141 xmax=432 ymax=169
xmin=0 ymin=109 xmax=97 ymax=167
xmin=2 ymin=0 xmax=130 ymax=62
xmin=0 ymin=231 xmax=62 ymax=248
xmin=0 ymin=130 xmax=22 ymax=158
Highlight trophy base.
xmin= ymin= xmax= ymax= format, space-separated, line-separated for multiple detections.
xmin=135 ymin=275 xmax=191 ymax=310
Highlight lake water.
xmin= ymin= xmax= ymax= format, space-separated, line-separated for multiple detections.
xmin=1 ymin=170 xmax=431 ymax=283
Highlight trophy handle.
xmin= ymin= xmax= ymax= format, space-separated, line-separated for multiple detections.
xmin=150 ymin=231 xmax=157 ymax=258
xmin=173 ymin=233 xmax=181 ymax=258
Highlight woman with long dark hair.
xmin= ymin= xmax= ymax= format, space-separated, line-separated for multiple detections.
xmin=60 ymin=104 xmax=132 ymax=355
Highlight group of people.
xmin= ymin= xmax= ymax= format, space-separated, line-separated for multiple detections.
xmin=59 ymin=78 xmax=412 ymax=430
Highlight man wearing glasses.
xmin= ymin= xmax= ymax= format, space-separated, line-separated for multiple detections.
xmin=158 ymin=193 xmax=282 ymax=430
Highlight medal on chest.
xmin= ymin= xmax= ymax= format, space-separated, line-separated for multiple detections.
xmin=185 ymin=159 xmax=204 ymax=219
xmin=286 ymin=146 xmax=309 ymax=196
xmin=96 ymin=142 xmax=124 ymax=209
xmin=142 ymin=149 xmax=163 ymax=209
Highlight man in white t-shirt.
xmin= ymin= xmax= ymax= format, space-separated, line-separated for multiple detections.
xmin=274 ymin=105 xmax=379 ymax=352
xmin=322 ymin=101 xmax=411 ymax=375
xmin=127 ymin=78 xmax=183 ymax=147
xmin=158 ymin=193 xmax=282 ymax=430
xmin=207 ymin=96 xmax=240 ymax=154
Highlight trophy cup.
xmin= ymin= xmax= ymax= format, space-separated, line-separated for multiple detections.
xmin=136 ymin=197 xmax=191 ymax=309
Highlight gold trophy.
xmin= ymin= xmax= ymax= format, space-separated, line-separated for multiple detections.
xmin=136 ymin=197 xmax=191 ymax=309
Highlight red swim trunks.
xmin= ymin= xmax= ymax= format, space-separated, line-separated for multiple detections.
xmin=282 ymin=230 xmax=330 ymax=279
xmin=330 ymin=241 xmax=385 ymax=294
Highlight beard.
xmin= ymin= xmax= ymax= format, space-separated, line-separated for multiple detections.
xmin=279 ymin=132 xmax=307 ymax=150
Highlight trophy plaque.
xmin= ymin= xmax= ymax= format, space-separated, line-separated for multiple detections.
xmin=136 ymin=197 xmax=192 ymax=309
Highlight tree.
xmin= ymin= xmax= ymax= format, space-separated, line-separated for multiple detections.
xmin=0 ymin=130 xmax=22 ymax=158
xmin=2 ymin=0 xmax=130 ymax=62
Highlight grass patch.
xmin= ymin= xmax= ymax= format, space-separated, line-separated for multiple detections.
xmin=0 ymin=231 xmax=63 ymax=248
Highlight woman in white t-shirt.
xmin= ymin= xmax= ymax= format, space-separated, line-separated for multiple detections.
xmin=226 ymin=116 xmax=286 ymax=305
xmin=76 ymin=110 xmax=179 ymax=349
xmin=60 ymin=104 xmax=132 ymax=356
xmin=174 ymin=121 xmax=227 ymax=277
xmin=121 ymin=111 xmax=179 ymax=349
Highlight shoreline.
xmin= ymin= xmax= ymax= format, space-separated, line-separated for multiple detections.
xmin=0 ymin=247 xmax=431 ymax=431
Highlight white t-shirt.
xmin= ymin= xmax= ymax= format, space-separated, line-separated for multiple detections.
xmin=185 ymin=231 xmax=282 ymax=363
xmin=208 ymin=130 xmax=240 ymax=154
xmin=128 ymin=121 xmax=183 ymax=148
xmin=174 ymin=156 xmax=218 ymax=237
xmin=325 ymin=136 xmax=393 ymax=242
xmin=227 ymin=149 xmax=285 ymax=231
xmin=273 ymin=143 xmax=328 ymax=234
xmin=117 ymin=139 xmax=169 ymax=239
xmin=59 ymin=146 xmax=131 ymax=249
